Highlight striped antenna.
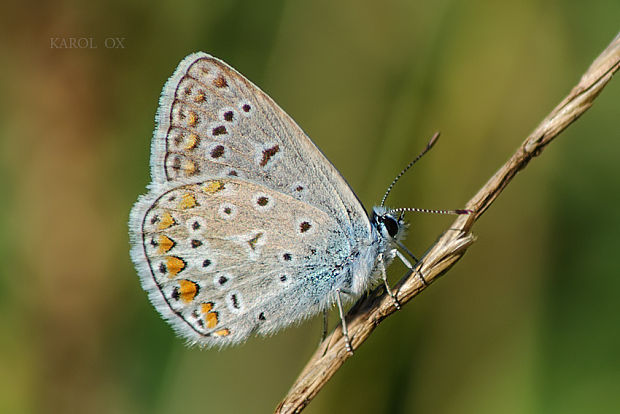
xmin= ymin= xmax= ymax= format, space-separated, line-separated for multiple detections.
xmin=389 ymin=207 xmax=472 ymax=216
xmin=380 ymin=131 xmax=440 ymax=207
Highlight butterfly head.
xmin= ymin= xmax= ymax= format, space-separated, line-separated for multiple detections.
xmin=371 ymin=206 xmax=407 ymax=242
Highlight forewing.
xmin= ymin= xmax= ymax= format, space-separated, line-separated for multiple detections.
xmin=150 ymin=52 xmax=369 ymax=237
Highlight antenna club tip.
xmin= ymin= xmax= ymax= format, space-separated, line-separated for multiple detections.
xmin=455 ymin=209 xmax=474 ymax=215
xmin=428 ymin=131 xmax=441 ymax=147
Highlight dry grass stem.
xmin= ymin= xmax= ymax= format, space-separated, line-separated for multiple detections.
xmin=276 ymin=31 xmax=620 ymax=414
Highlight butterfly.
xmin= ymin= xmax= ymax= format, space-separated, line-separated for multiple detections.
xmin=129 ymin=53 xmax=469 ymax=352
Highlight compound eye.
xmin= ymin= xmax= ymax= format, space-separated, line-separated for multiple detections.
xmin=381 ymin=215 xmax=399 ymax=238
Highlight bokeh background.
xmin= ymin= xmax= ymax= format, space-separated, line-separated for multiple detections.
xmin=1 ymin=1 xmax=619 ymax=413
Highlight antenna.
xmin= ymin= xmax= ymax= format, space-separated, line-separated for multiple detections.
xmin=380 ymin=131 xmax=440 ymax=207
xmin=389 ymin=207 xmax=472 ymax=216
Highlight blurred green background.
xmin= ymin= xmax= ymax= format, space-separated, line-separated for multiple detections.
xmin=1 ymin=1 xmax=619 ymax=413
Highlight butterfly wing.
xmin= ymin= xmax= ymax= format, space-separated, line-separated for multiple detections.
xmin=131 ymin=178 xmax=354 ymax=345
xmin=150 ymin=53 xmax=368 ymax=233
xmin=130 ymin=53 xmax=375 ymax=346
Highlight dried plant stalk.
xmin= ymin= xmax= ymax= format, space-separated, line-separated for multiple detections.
xmin=276 ymin=31 xmax=620 ymax=414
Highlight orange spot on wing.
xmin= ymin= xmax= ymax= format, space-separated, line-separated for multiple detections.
xmin=213 ymin=76 xmax=227 ymax=88
xmin=193 ymin=92 xmax=206 ymax=103
xmin=201 ymin=302 xmax=213 ymax=313
xmin=182 ymin=159 xmax=197 ymax=175
xmin=178 ymin=280 xmax=198 ymax=303
xmin=188 ymin=111 xmax=198 ymax=127
xmin=185 ymin=133 xmax=199 ymax=150
xmin=166 ymin=256 xmax=185 ymax=277
xmin=203 ymin=180 xmax=224 ymax=194
xmin=158 ymin=212 xmax=176 ymax=230
xmin=179 ymin=193 xmax=197 ymax=209
xmin=213 ymin=328 xmax=230 ymax=337
xmin=157 ymin=235 xmax=175 ymax=254
xmin=205 ymin=312 xmax=218 ymax=329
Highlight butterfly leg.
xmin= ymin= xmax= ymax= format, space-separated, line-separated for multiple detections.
xmin=335 ymin=289 xmax=353 ymax=354
xmin=395 ymin=249 xmax=428 ymax=286
xmin=394 ymin=239 xmax=419 ymax=263
xmin=379 ymin=253 xmax=401 ymax=310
